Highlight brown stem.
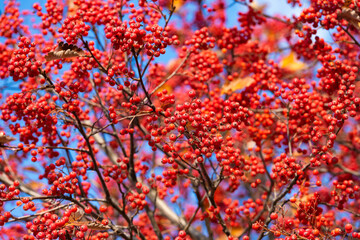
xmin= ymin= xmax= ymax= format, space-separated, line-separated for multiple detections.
xmin=131 ymin=48 xmax=155 ymax=109
xmin=257 ymin=163 xmax=310 ymax=240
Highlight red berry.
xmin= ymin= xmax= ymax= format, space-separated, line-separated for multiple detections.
xmin=99 ymin=205 xmax=108 ymax=213
xmin=270 ymin=213 xmax=278 ymax=220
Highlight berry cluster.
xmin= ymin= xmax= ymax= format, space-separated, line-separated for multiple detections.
xmin=0 ymin=42 xmax=14 ymax=79
xmin=40 ymin=163 xmax=79 ymax=196
xmin=0 ymin=1 xmax=29 ymax=38
xmin=271 ymin=154 xmax=303 ymax=186
xmin=331 ymin=179 xmax=360 ymax=209
xmin=184 ymin=27 xmax=216 ymax=53
xmin=25 ymin=212 xmax=61 ymax=240
xmin=127 ymin=189 xmax=148 ymax=210
xmin=8 ymin=37 xmax=40 ymax=81
xmin=1 ymin=92 xmax=58 ymax=147
xmin=295 ymin=193 xmax=323 ymax=225
xmin=58 ymin=16 xmax=91 ymax=43
xmin=105 ymin=17 xmax=178 ymax=56
xmin=33 ymin=1 xmax=63 ymax=36
xmin=187 ymin=50 xmax=223 ymax=89
xmin=0 ymin=181 xmax=20 ymax=202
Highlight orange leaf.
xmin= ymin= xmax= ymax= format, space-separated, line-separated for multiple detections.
xmin=279 ymin=52 xmax=307 ymax=72
xmin=26 ymin=181 xmax=44 ymax=190
xmin=230 ymin=226 xmax=244 ymax=236
xmin=155 ymin=84 xmax=173 ymax=95
xmin=66 ymin=0 xmax=79 ymax=17
xmin=168 ymin=0 xmax=184 ymax=11
xmin=23 ymin=166 xmax=39 ymax=173
xmin=217 ymin=226 xmax=244 ymax=240
xmin=221 ymin=76 xmax=255 ymax=94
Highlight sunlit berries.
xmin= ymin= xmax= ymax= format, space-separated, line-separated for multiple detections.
xmin=8 ymin=37 xmax=40 ymax=81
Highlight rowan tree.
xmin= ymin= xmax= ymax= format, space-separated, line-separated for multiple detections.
xmin=0 ymin=0 xmax=360 ymax=239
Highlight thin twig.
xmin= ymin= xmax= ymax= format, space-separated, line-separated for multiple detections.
xmin=256 ymin=163 xmax=311 ymax=240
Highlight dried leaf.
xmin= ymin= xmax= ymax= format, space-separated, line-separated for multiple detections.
xmin=45 ymin=42 xmax=85 ymax=61
xmin=279 ymin=51 xmax=307 ymax=72
xmin=67 ymin=221 xmax=111 ymax=230
xmin=221 ymin=76 xmax=255 ymax=94
xmin=249 ymin=0 xmax=267 ymax=12
xmin=0 ymin=132 xmax=16 ymax=144
xmin=68 ymin=208 xmax=85 ymax=222
xmin=246 ymin=141 xmax=256 ymax=151
xmin=338 ymin=7 xmax=360 ymax=30
xmin=86 ymin=222 xmax=111 ymax=230
xmin=268 ymin=231 xmax=275 ymax=240
xmin=344 ymin=0 xmax=352 ymax=7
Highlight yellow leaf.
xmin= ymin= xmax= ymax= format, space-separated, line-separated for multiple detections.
xmin=221 ymin=76 xmax=255 ymax=94
xmin=279 ymin=52 xmax=307 ymax=72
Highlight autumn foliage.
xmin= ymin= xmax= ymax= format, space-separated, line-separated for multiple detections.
xmin=1 ymin=0 xmax=360 ymax=239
